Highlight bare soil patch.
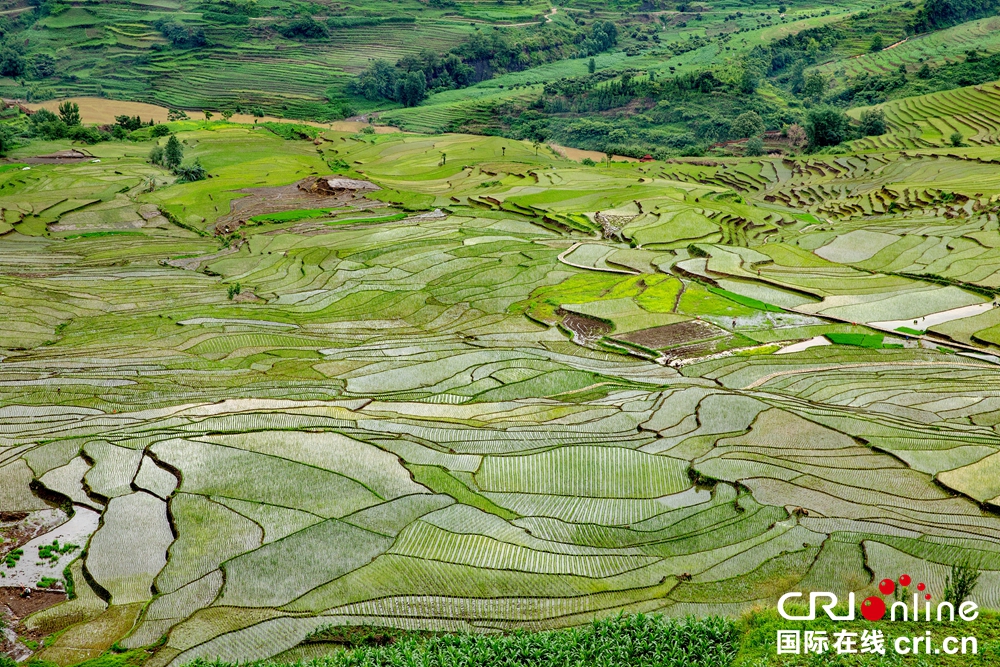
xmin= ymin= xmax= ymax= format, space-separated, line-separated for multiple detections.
xmin=559 ymin=311 xmax=612 ymax=344
xmin=213 ymin=175 xmax=382 ymax=235
xmin=616 ymin=320 xmax=723 ymax=349
xmin=1 ymin=587 xmax=67 ymax=618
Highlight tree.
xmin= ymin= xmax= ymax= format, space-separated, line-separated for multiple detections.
xmin=950 ymin=131 xmax=964 ymax=147
xmin=860 ymin=108 xmax=887 ymax=136
xmin=745 ymin=136 xmax=765 ymax=156
xmin=278 ymin=17 xmax=328 ymax=40
xmin=917 ymin=63 xmax=932 ymax=79
xmin=803 ymin=72 xmax=826 ymax=99
xmin=115 ymin=115 xmax=144 ymax=131
xmin=0 ymin=124 xmax=15 ymax=155
xmin=149 ymin=144 xmax=164 ymax=165
xmin=588 ymin=57 xmax=596 ymax=74
xmin=806 ymin=107 xmax=850 ymax=148
xmin=30 ymin=53 xmax=55 ymax=78
xmin=922 ymin=0 xmax=1000 ymax=30
xmin=0 ymin=48 xmax=24 ymax=77
xmin=350 ymin=60 xmax=398 ymax=101
xmin=203 ymin=110 xmax=213 ymax=122
xmin=151 ymin=124 xmax=171 ymax=137
xmin=222 ymin=109 xmax=234 ymax=122
xmin=870 ymin=34 xmax=884 ymax=52
xmin=396 ymin=71 xmax=427 ymax=107
xmin=944 ymin=562 xmax=980 ymax=606
xmin=787 ymin=123 xmax=807 ymax=148
xmin=164 ymin=135 xmax=183 ymax=169
xmin=58 ymin=101 xmax=81 ymax=126
xmin=732 ymin=111 xmax=765 ymax=139
xmin=739 ymin=68 xmax=758 ymax=94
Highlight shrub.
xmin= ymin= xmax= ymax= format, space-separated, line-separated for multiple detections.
xmin=950 ymin=131 xmax=964 ymax=147
xmin=174 ymin=159 xmax=207 ymax=183
xmin=944 ymin=562 xmax=980 ymax=606
xmin=151 ymin=124 xmax=171 ymax=137
xmin=745 ymin=135 xmax=765 ymax=156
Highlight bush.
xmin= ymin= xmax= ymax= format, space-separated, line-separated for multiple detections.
xmin=174 ymin=159 xmax=207 ymax=182
xmin=151 ymin=124 xmax=171 ymax=137
xmin=745 ymin=135 xmax=765 ymax=156
xmin=950 ymin=131 xmax=964 ymax=147
xmin=581 ymin=157 xmax=596 ymax=166
xmin=944 ymin=562 xmax=980 ymax=606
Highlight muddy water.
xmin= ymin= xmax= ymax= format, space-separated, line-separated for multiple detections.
xmin=3 ymin=506 xmax=100 ymax=590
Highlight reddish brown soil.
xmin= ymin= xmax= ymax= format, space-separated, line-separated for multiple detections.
xmin=1 ymin=587 xmax=67 ymax=618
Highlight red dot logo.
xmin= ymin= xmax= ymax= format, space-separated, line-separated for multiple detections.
xmin=879 ymin=578 xmax=895 ymax=595
xmin=917 ymin=582 xmax=926 ymax=592
xmin=862 ymin=596 xmax=886 ymax=621
xmin=899 ymin=574 xmax=911 ymax=587
xmin=925 ymin=594 xmax=932 ymax=601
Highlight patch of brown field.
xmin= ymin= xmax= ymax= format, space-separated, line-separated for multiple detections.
xmin=559 ymin=310 xmax=612 ymax=344
xmin=616 ymin=319 xmax=723 ymax=349
xmin=549 ymin=143 xmax=638 ymax=163
xmin=1 ymin=587 xmax=67 ymax=618
xmin=25 ymin=97 xmax=170 ymax=124
xmin=213 ymin=175 xmax=384 ymax=235
xmin=23 ymin=97 xmax=402 ymax=132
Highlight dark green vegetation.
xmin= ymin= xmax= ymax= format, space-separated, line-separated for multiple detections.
xmin=171 ymin=609 xmax=1000 ymax=666
xmin=189 ymin=615 xmax=740 ymax=667
xmin=0 ymin=0 xmax=996 ymax=158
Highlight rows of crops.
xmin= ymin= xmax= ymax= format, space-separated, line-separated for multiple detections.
xmin=5 ymin=96 xmax=1000 ymax=665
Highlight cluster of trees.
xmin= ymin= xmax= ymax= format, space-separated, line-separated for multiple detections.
xmin=915 ymin=0 xmax=1000 ymax=30
xmin=349 ymin=21 xmax=619 ymax=106
xmin=805 ymin=107 xmax=885 ymax=148
xmin=26 ymin=102 xmax=174 ymax=144
xmin=154 ymin=19 xmax=207 ymax=48
xmin=149 ymin=135 xmax=207 ymax=182
xmin=349 ymin=61 xmax=428 ymax=107
xmin=29 ymin=102 xmax=101 ymax=143
xmin=277 ymin=17 xmax=328 ymax=40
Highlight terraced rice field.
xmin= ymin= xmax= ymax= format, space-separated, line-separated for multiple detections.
xmin=814 ymin=16 xmax=1000 ymax=79
xmin=851 ymin=82 xmax=1000 ymax=149
xmin=8 ymin=93 xmax=1000 ymax=664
